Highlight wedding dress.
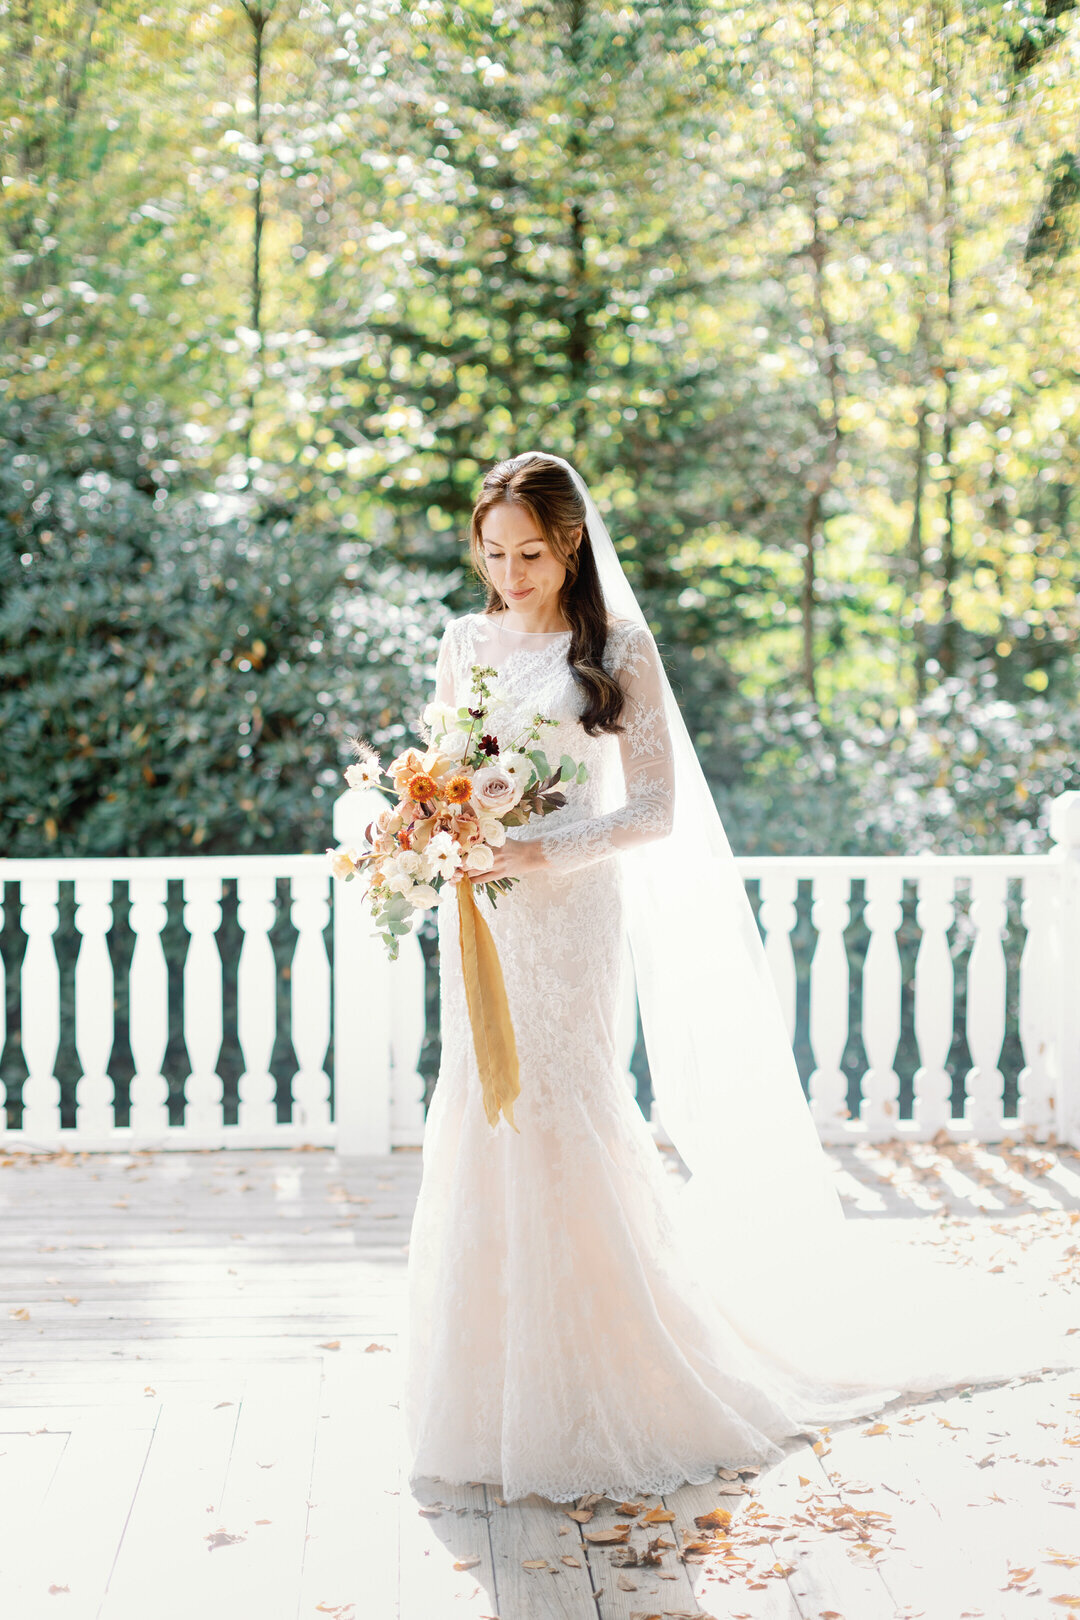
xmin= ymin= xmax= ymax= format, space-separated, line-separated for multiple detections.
xmin=402 ymin=460 xmax=1078 ymax=1507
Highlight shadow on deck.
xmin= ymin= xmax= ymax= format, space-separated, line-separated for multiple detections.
xmin=0 ymin=1139 xmax=1078 ymax=1619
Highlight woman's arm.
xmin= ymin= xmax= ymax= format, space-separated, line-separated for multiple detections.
xmin=477 ymin=623 xmax=675 ymax=881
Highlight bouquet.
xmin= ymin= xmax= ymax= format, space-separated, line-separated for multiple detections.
xmin=326 ymin=663 xmax=588 ymax=1132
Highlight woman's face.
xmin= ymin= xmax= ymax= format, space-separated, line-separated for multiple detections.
xmin=478 ymin=500 xmax=577 ymax=622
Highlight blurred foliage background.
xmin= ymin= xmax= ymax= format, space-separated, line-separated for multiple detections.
xmin=3 ymin=0 xmax=1079 ymax=858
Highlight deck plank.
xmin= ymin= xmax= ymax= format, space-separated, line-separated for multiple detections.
xmin=398 ymin=1476 xmax=498 ymax=1620
xmin=488 ymin=1490 xmax=599 ymax=1617
xmin=0 ymin=1413 xmax=156 ymax=1620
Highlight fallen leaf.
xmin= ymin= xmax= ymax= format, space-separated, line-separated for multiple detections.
xmin=364 ymin=1343 xmax=390 ymax=1353
xmin=318 ymin=1341 xmax=340 ymax=1351
xmin=48 ymin=1585 xmax=69 ymax=1595
xmin=564 ymin=1508 xmax=594 ymax=1523
xmin=453 ymin=1556 xmax=481 ymax=1571
xmin=694 ymin=1509 xmax=732 ymax=1530
xmin=584 ymin=1526 xmax=630 ymax=1544
xmin=1049 ymin=1600 xmax=1080 ymax=1609
xmin=63 ymin=1296 xmax=79 ymax=1306
xmin=616 ymin=1572 xmax=638 ymax=1591
xmin=863 ymin=1423 xmax=889 ymax=1436
xmin=9 ymin=1307 xmax=29 ymax=1321
xmin=618 ymin=1499 xmax=645 ymax=1514
xmin=560 ymin=1554 xmax=582 ymax=1567
xmin=254 ymin=1518 xmax=271 ymax=1526
xmin=417 ymin=1507 xmax=442 ymax=1518
xmin=205 ymin=1530 xmax=246 ymax=1550
xmin=640 ymin=1507 xmax=675 ymax=1524
xmin=521 ymin=1558 xmax=549 ymax=1569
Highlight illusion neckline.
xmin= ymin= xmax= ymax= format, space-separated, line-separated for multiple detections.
xmin=474 ymin=612 xmax=571 ymax=639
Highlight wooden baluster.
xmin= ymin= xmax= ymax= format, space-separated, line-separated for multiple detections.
xmin=73 ymin=877 xmax=115 ymax=1138
xmin=860 ymin=871 xmax=903 ymax=1136
xmin=181 ymin=874 xmax=224 ymax=1136
xmin=390 ymin=930 xmax=426 ymax=1148
xmin=913 ymin=870 xmax=955 ymax=1137
xmin=808 ymin=872 xmax=850 ymax=1139
xmin=332 ymin=788 xmax=392 ymax=1155
xmin=758 ymin=871 xmax=798 ymax=1042
xmin=290 ymin=871 xmax=331 ymax=1131
xmin=128 ymin=875 xmax=171 ymax=1138
xmin=1018 ymin=869 xmax=1055 ymax=1134
xmin=965 ymin=870 xmax=1008 ymax=1137
xmin=236 ymin=873 xmax=278 ymax=1134
xmin=20 ymin=877 xmax=62 ymax=1143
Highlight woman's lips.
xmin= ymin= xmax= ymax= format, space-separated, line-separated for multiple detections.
xmin=506 ymin=588 xmax=532 ymax=599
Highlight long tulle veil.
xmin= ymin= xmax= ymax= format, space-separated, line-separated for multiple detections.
xmin=512 ymin=449 xmax=1077 ymax=1404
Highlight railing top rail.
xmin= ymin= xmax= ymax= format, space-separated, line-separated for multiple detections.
xmin=0 ymin=853 xmax=330 ymax=881
xmin=734 ymin=853 xmax=1060 ymax=874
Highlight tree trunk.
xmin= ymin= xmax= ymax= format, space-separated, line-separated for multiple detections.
xmin=909 ymin=396 xmax=929 ymax=698
xmin=240 ymin=2 xmax=270 ymax=458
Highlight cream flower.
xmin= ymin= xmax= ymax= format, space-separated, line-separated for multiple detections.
xmin=438 ymin=728 xmax=472 ymax=762
xmin=425 ymin=830 xmax=461 ymax=880
xmin=499 ymin=751 xmax=533 ymax=783
xmin=382 ymin=860 xmax=416 ymax=896
xmin=471 ymin=764 xmax=524 ymax=817
xmin=478 ymin=814 xmax=507 ymax=847
xmin=326 ymin=845 xmax=360 ymax=880
xmin=421 ymin=699 xmax=458 ymax=738
xmin=406 ymin=883 xmax=440 ymax=909
xmin=344 ymin=756 xmax=383 ymax=791
xmin=465 ymin=842 xmax=496 ymax=874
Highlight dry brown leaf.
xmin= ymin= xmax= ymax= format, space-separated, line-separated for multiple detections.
xmin=616 ymin=1572 xmax=638 ymax=1591
xmin=9 ymin=1307 xmax=29 ymax=1321
xmin=863 ymin=1422 xmax=889 ymax=1436
xmin=583 ymin=1526 xmax=630 ymax=1544
xmin=694 ymin=1509 xmax=732 ymax=1530
xmin=254 ymin=1518 xmax=271 ymax=1526
xmin=521 ymin=1558 xmax=549 ymax=1570
xmin=453 ymin=1556 xmax=481 ymax=1571
xmin=640 ymin=1507 xmax=675 ymax=1523
xmin=318 ymin=1341 xmax=341 ymax=1351
xmin=715 ymin=1481 xmax=745 ymax=1495
xmin=205 ymin=1530 xmax=246 ymax=1550
xmin=48 ymin=1585 xmax=70 ymax=1595
xmin=1049 ymin=1599 xmax=1080 ymax=1609
xmin=365 ymin=1342 xmax=390 ymax=1353
xmin=576 ymin=1492 xmax=605 ymax=1509
xmin=717 ymin=1467 xmax=741 ymax=1480
xmin=618 ymin=1499 xmax=645 ymax=1514
xmin=560 ymin=1555 xmax=582 ymax=1567
xmin=564 ymin=1508 xmax=593 ymax=1523
xmin=417 ymin=1507 xmax=442 ymax=1518
xmin=63 ymin=1296 xmax=79 ymax=1306
xmin=797 ymin=1473 xmax=811 ymax=1485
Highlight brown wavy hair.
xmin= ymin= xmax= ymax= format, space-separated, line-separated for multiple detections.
xmin=469 ymin=454 xmax=625 ymax=736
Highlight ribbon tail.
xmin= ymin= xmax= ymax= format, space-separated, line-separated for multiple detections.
xmin=457 ymin=879 xmax=521 ymax=1132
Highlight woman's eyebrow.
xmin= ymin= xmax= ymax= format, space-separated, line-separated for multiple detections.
xmin=480 ymin=534 xmax=544 ymax=548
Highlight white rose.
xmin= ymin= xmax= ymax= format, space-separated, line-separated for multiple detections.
xmin=465 ymin=842 xmax=496 ymax=874
xmin=383 ymin=860 xmax=414 ymax=896
xmin=478 ymin=815 xmax=506 ymax=847
xmin=438 ymin=728 xmax=471 ymax=762
xmin=406 ymin=883 xmax=440 ymax=909
xmin=398 ymin=849 xmax=424 ymax=876
xmin=422 ymin=699 xmax=458 ymax=737
xmin=471 ymin=763 xmax=524 ymax=817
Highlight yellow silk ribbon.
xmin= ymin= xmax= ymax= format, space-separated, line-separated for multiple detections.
xmin=456 ymin=879 xmax=521 ymax=1132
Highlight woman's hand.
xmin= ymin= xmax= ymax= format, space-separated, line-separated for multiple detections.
xmin=464 ymin=835 xmax=548 ymax=883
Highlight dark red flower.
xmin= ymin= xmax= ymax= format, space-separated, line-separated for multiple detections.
xmin=479 ymin=734 xmax=500 ymax=756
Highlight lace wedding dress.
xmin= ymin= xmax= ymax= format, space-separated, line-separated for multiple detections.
xmin=406 ymin=611 xmax=1019 ymax=1505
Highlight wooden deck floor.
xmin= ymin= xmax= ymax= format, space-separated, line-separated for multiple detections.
xmin=1 ymin=1137 xmax=1079 ymax=1620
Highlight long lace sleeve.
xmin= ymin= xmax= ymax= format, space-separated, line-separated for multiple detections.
xmin=433 ymin=619 xmax=458 ymax=706
xmin=538 ymin=623 xmax=675 ymax=875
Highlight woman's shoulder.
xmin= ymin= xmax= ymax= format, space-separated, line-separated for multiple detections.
xmin=603 ymin=615 xmax=656 ymax=672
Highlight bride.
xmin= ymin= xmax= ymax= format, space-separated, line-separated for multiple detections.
xmin=402 ymin=450 xmax=1076 ymax=1506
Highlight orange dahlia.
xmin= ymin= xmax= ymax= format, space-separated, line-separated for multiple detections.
xmin=445 ymin=774 xmax=473 ymax=805
xmin=406 ymin=772 xmax=439 ymax=803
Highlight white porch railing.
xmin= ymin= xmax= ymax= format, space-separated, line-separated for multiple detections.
xmin=1 ymin=790 xmax=1078 ymax=1155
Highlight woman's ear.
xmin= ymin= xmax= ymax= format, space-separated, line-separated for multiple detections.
xmin=573 ymin=524 xmax=584 ymax=552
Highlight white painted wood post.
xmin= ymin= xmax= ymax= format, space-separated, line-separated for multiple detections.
xmin=128 ymin=875 xmax=171 ymax=1138
xmin=333 ymin=786 xmax=393 ymax=1156
xmin=181 ymin=874 xmax=224 ymax=1135
xmin=913 ymin=869 xmax=955 ymax=1136
xmin=290 ymin=871 xmax=332 ymax=1131
xmin=808 ymin=872 xmax=850 ymax=1136
xmin=860 ymin=871 xmax=903 ymax=1136
xmin=73 ymin=877 xmax=116 ymax=1135
xmin=20 ymin=877 xmax=61 ymax=1143
xmin=758 ymin=872 xmax=798 ymax=1042
xmin=236 ymin=873 xmax=278 ymax=1132
xmin=1018 ymin=868 xmax=1056 ymax=1136
xmin=1050 ymin=792 xmax=1080 ymax=1146
xmin=964 ymin=871 xmax=1008 ymax=1137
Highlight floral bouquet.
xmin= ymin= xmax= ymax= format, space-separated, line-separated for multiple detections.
xmin=325 ymin=663 xmax=588 ymax=1132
